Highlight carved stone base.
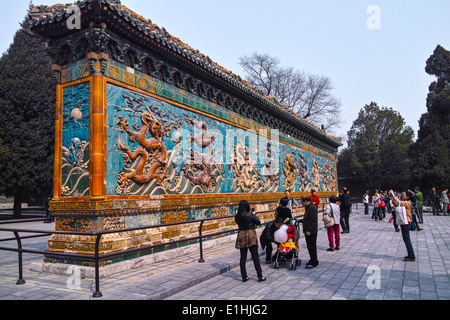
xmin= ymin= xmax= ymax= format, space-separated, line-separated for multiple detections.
xmin=35 ymin=232 xmax=241 ymax=278
xmin=44 ymin=191 xmax=332 ymax=267
xmin=44 ymin=199 xmax=286 ymax=266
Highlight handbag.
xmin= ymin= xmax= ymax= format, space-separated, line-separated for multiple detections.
xmin=323 ymin=204 xmax=335 ymax=229
xmin=379 ymin=200 xmax=386 ymax=208
xmin=394 ymin=202 xmax=409 ymax=226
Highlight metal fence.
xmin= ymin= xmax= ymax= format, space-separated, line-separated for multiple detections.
xmin=0 ymin=204 xmax=326 ymax=298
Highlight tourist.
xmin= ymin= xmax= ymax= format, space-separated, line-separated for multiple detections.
xmin=363 ymin=191 xmax=370 ymax=215
xmin=308 ymin=189 xmax=320 ymax=209
xmin=378 ymin=190 xmax=386 ymax=221
xmin=298 ymin=196 xmax=319 ymax=268
xmin=260 ymin=216 xmax=284 ymax=264
xmin=279 ymin=189 xmax=299 ymax=213
xmin=235 ymin=200 xmax=266 ymax=282
xmin=383 ymin=190 xmax=391 ymax=218
xmin=372 ymin=190 xmax=382 ymax=221
xmin=339 ymin=187 xmax=351 ymax=233
xmin=324 ymin=195 xmax=341 ymax=251
xmin=441 ymin=188 xmax=449 ymax=216
xmin=408 ymin=189 xmax=422 ymax=231
xmin=379 ymin=190 xmax=386 ymax=218
xmin=275 ymin=197 xmax=294 ymax=222
xmin=431 ymin=187 xmax=441 ymax=215
xmin=381 ymin=191 xmax=388 ymax=218
xmin=389 ymin=195 xmax=400 ymax=232
xmin=414 ymin=187 xmax=424 ymax=223
xmin=389 ymin=190 xmax=416 ymax=261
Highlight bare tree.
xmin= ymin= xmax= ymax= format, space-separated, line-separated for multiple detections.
xmin=239 ymin=52 xmax=342 ymax=134
xmin=239 ymin=53 xmax=280 ymax=96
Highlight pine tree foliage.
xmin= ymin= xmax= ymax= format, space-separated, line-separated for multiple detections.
xmin=409 ymin=45 xmax=450 ymax=190
xmin=337 ymin=102 xmax=414 ymax=192
xmin=0 ymin=26 xmax=55 ymax=217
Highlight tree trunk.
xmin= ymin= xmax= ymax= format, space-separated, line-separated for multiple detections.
xmin=13 ymin=195 xmax=22 ymax=219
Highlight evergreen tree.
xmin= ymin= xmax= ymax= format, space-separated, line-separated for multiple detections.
xmin=409 ymin=45 xmax=450 ymax=191
xmin=0 ymin=25 xmax=55 ymax=218
xmin=337 ymin=102 xmax=414 ymax=192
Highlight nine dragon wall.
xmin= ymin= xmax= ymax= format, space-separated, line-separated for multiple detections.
xmin=60 ymin=59 xmax=338 ymax=204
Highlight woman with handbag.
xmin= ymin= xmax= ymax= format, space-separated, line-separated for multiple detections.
xmin=324 ymin=196 xmax=341 ymax=251
xmin=235 ymin=200 xmax=266 ymax=282
xmin=389 ymin=190 xmax=416 ymax=262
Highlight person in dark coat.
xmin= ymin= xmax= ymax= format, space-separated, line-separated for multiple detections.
xmin=431 ymin=187 xmax=441 ymax=215
xmin=260 ymin=216 xmax=284 ymax=263
xmin=339 ymin=187 xmax=352 ymax=233
xmin=298 ymin=196 xmax=319 ymax=268
xmin=275 ymin=197 xmax=294 ymax=222
xmin=235 ymin=200 xmax=266 ymax=282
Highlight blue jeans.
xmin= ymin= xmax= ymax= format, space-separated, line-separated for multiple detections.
xmin=400 ymin=224 xmax=415 ymax=259
xmin=373 ymin=207 xmax=382 ymax=220
xmin=364 ymin=203 xmax=369 ymax=215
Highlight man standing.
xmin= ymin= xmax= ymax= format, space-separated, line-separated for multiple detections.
xmin=408 ymin=189 xmax=422 ymax=231
xmin=339 ymin=188 xmax=352 ymax=233
xmin=441 ymin=188 xmax=449 ymax=216
xmin=299 ymin=196 xmax=319 ymax=269
xmin=363 ymin=191 xmax=370 ymax=215
xmin=414 ymin=187 xmax=424 ymax=223
xmin=431 ymin=187 xmax=441 ymax=215
xmin=279 ymin=189 xmax=299 ymax=213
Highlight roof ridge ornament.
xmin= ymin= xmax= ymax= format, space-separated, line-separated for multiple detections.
xmin=93 ymin=0 xmax=103 ymax=25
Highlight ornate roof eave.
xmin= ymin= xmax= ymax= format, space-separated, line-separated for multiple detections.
xmin=27 ymin=0 xmax=342 ymax=150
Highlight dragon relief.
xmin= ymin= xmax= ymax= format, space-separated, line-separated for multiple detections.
xmin=283 ymin=154 xmax=298 ymax=188
xmin=230 ymin=143 xmax=258 ymax=192
xmin=116 ymin=105 xmax=182 ymax=190
xmin=181 ymin=116 xmax=220 ymax=192
xmin=298 ymin=153 xmax=310 ymax=191
xmin=321 ymin=160 xmax=337 ymax=191
xmin=311 ymin=159 xmax=321 ymax=189
xmin=183 ymin=150 xmax=218 ymax=190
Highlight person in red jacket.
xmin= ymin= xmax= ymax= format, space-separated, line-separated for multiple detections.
xmin=308 ymin=189 xmax=320 ymax=208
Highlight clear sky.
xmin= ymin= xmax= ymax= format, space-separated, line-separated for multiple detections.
xmin=1 ymin=0 xmax=450 ymax=145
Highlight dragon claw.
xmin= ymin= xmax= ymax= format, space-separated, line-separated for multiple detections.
xmin=118 ymin=117 xmax=129 ymax=131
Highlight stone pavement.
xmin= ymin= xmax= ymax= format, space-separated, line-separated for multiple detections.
xmin=0 ymin=206 xmax=449 ymax=301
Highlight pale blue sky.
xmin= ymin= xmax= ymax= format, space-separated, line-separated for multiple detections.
xmin=1 ymin=0 xmax=450 ymax=143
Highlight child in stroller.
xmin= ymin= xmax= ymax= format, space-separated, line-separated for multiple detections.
xmin=280 ymin=236 xmax=298 ymax=254
xmin=273 ymin=220 xmax=301 ymax=270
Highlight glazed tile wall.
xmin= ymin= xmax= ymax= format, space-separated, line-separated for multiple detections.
xmin=58 ymin=60 xmax=337 ymax=199
xmin=61 ymin=82 xmax=90 ymax=197
xmin=106 ymin=83 xmax=337 ymax=197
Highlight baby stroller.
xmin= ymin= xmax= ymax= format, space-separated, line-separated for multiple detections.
xmin=273 ymin=220 xmax=301 ymax=270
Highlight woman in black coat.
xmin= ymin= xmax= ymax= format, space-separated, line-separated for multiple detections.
xmin=235 ymin=200 xmax=266 ymax=282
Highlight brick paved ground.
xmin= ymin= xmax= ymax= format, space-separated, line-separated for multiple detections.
xmin=0 ymin=206 xmax=449 ymax=301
